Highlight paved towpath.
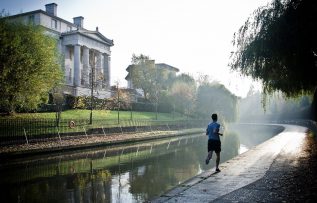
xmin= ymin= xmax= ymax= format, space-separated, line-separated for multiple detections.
xmin=152 ymin=124 xmax=317 ymax=202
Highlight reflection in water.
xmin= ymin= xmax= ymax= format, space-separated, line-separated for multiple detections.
xmin=0 ymin=124 xmax=282 ymax=203
xmin=239 ymin=144 xmax=249 ymax=154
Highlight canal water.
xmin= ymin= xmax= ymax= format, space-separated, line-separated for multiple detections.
xmin=0 ymin=124 xmax=283 ymax=203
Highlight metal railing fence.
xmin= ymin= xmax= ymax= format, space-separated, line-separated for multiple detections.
xmin=0 ymin=118 xmax=208 ymax=146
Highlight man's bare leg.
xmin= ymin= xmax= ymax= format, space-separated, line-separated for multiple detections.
xmin=205 ymin=151 xmax=213 ymax=164
xmin=215 ymin=152 xmax=220 ymax=171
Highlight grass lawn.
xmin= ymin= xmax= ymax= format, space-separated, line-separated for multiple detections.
xmin=1 ymin=109 xmax=186 ymax=121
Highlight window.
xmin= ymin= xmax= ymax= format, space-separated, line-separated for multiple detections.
xmin=69 ymin=47 xmax=73 ymax=60
xmin=28 ymin=15 xmax=35 ymax=25
xmin=68 ymin=68 xmax=72 ymax=83
xmin=80 ymin=47 xmax=83 ymax=63
xmin=51 ymin=19 xmax=57 ymax=29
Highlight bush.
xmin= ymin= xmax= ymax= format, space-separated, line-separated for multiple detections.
xmin=44 ymin=94 xmax=173 ymax=113
xmin=65 ymin=94 xmax=76 ymax=109
xmin=132 ymin=102 xmax=155 ymax=112
xmin=130 ymin=102 xmax=172 ymax=113
xmin=65 ymin=95 xmax=107 ymax=110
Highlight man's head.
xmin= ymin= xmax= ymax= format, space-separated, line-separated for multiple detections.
xmin=211 ymin=113 xmax=217 ymax=121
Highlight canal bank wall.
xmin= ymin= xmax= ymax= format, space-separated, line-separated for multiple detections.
xmin=0 ymin=128 xmax=205 ymax=161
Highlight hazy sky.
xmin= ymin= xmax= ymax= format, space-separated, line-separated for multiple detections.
xmin=0 ymin=0 xmax=271 ymax=97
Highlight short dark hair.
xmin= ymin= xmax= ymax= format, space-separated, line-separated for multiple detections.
xmin=211 ymin=113 xmax=217 ymax=120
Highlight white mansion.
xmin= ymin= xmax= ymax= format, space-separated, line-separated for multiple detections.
xmin=8 ymin=3 xmax=114 ymax=98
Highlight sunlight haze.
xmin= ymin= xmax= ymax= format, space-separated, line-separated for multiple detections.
xmin=0 ymin=0 xmax=271 ymax=97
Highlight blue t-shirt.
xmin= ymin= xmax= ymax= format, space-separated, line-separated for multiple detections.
xmin=206 ymin=122 xmax=220 ymax=141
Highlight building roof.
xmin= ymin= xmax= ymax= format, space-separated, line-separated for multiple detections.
xmin=155 ymin=63 xmax=179 ymax=72
xmin=62 ymin=30 xmax=114 ymax=46
xmin=6 ymin=9 xmax=114 ymax=46
xmin=125 ymin=63 xmax=179 ymax=80
xmin=126 ymin=64 xmax=135 ymax=71
xmin=7 ymin=9 xmax=73 ymax=26
xmin=126 ymin=63 xmax=179 ymax=72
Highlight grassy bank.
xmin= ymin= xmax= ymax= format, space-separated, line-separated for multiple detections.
xmin=1 ymin=109 xmax=186 ymax=121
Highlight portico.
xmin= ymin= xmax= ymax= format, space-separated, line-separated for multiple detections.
xmin=61 ymin=27 xmax=113 ymax=98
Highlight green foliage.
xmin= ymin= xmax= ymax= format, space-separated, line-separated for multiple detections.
xmin=173 ymin=73 xmax=196 ymax=85
xmin=169 ymin=79 xmax=196 ymax=116
xmin=64 ymin=93 xmax=168 ymax=112
xmin=52 ymin=93 xmax=64 ymax=108
xmin=195 ymin=82 xmax=238 ymax=122
xmin=64 ymin=95 xmax=107 ymax=110
xmin=130 ymin=54 xmax=170 ymax=102
xmin=75 ymin=96 xmax=87 ymax=109
xmin=230 ymin=0 xmax=317 ymax=98
xmin=167 ymin=73 xmax=196 ymax=116
xmin=64 ymin=94 xmax=76 ymax=109
xmin=104 ymin=89 xmax=132 ymax=110
xmin=0 ymin=18 xmax=63 ymax=113
xmin=111 ymin=88 xmax=132 ymax=110
xmin=130 ymin=54 xmax=155 ymax=100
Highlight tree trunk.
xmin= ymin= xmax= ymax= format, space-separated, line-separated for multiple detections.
xmin=55 ymin=110 xmax=61 ymax=127
xmin=7 ymin=95 xmax=16 ymax=115
xmin=8 ymin=109 xmax=15 ymax=116
xmin=144 ymin=91 xmax=148 ymax=101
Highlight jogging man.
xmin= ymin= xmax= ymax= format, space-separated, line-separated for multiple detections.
xmin=205 ymin=113 xmax=223 ymax=172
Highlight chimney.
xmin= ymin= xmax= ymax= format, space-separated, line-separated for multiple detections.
xmin=45 ymin=3 xmax=57 ymax=16
xmin=73 ymin=16 xmax=84 ymax=28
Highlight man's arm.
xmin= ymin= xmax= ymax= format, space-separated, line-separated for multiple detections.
xmin=215 ymin=127 xmax=223 ymax=136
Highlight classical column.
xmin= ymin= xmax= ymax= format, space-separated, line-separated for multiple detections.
xmin=82 ymin=46 xmax=89 ymax=86
xmin=62 ymin=45 xmax=68 ymax=84
xmin=103 ymin=54 xmax=110 ymax=88
xmin=96 ymin=52 xmax=103 ymax=88
xmin=73 ymin=44 xmax=81 ymax=87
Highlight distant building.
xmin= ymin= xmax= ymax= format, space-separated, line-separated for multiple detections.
xmin=125 ymin=60 xmax=179 ymax=102
xmin=6 ymin=3 xmax=114 ymax=98
xmin=125 ymin=61 xmax=179 ymax=89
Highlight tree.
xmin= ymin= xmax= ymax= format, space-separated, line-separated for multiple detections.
xmin=0 ymin=18 xmax=63 ymax=114
xmin=130 ymin=54 xmax=155 ymax=101
xmin=51 ymin=88 xmax=64 ymax=127
xmin=130 ymin=54 xmax=168 ymax=102
xmin=230 ymin=0 xmax=317 ymax=119
xmin=174 ymin=73 xmax=196 ymax=85
xmin=169 ymin=74 xmax=196 ymax=117
xmin=195 ymin=82 xmax=238 ymax=122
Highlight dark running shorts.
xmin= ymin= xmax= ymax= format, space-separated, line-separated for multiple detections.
xmin=208 ymin=140 xmax=221 ymax=153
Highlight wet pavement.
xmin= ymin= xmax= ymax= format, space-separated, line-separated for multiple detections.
xmin=152 ymin=124 xmax=317 ymax=202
